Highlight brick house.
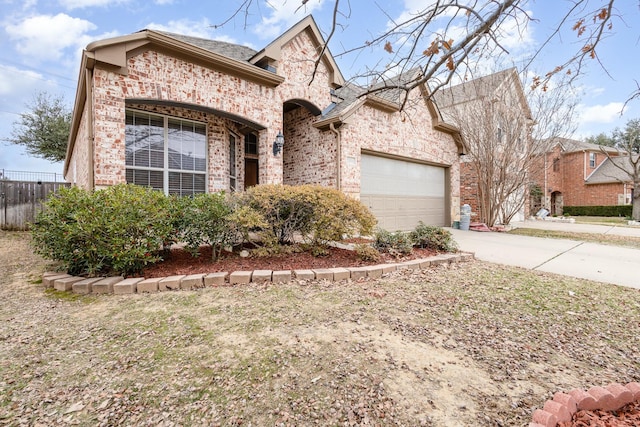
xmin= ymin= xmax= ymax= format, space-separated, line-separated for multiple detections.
xmin=434 ymin=68 xmax=533 ymax=225
xmin=63 ymin=16 xmax=465 ymax=231
xmin=530 ymin=138 xmax=633 ymax=215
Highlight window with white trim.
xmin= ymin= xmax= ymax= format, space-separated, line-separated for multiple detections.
xmin=589 ymin=152 xmax=596 ymax=168
xmin=125 ymin=110 xmax=207 ymax=196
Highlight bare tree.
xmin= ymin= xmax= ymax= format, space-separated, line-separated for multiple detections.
xmin=435 ymin=69 xmax=578 ymax=226
xmin=215 ymin=0 xmax=627 ymax=104
xmin=600 ymin=119 xmax=640 ymax=220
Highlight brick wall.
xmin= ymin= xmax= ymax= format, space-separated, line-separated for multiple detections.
xmin=459 ymin=161 xmax=481 ymax=217
xmin=68 ymin=104 xmax=92 ymax=189
xmin=73 ymin=27 xmax=461 ymax=216
xmin=86 ymin=30 xmax=340 ymax=191
xmin=283 ymin=106 xmax=337 ymax=187
xmin=338 ymin=89 xmax=461 ymax=222
xmin=529 ymin=146 xmax=630 ymax=209
xmin=562 ymin=151 xmax=626 ymax=206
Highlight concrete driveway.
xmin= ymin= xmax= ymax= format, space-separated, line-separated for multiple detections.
xmin=449 ymin=222 xmax=640 ymax=289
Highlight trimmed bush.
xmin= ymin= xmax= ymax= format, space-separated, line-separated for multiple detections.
xmin=373 ymin=228 xmax=413 ymax=257
xmin=238 ymin=184 xmax=376 ymax=254
xmin=31 ymin=184 xmax=177 ymax=277
xmin=177 ymin=193 xmax=234 ymax=260
xmin=563 ymin=205 xmax=632 ymax=217
xmin=410 ymin=222 xmax=458 ymax=252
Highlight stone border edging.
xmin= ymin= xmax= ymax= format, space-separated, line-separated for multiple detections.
xmin=42 ymin=252 xmax=475 ymax=295
xmin=530 ymin=382 xmax=640 ymax=427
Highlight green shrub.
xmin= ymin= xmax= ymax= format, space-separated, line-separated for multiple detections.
xmin=178 ymin=193 xmax=234 ymax=260
xmin=410 ymin=222 xmax=457 ymax=252
xmin=240 ymin=184 xmax=315 ymax=245
xmin=373 ymin=228 xmax=413 ymax=257
xmin=563 ymin=205 xmax=632 ymax=217
xmin=238 ymin=184 xmax=376 ymax=255
xmin=354 ymin=243 xmax=381 ymax=262
xmin=31 ymin=184 xmax=177 ymax=277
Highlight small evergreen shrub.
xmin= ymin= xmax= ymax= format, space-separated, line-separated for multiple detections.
xmin=177 ymin=192 xmax=234 ymax=260
xmin=31 ymin=184 xmax=177 ymax=277
xmin=410 ymin=222 xmax=458 ymax=252
xmin=354 ymin=243 xmax=381 ymax=262
xmin=373 ymin=228 xmax=413 ymax=257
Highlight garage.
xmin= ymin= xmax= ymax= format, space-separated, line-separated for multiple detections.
xmin=360 ymin=153 xmax=447 ymax=231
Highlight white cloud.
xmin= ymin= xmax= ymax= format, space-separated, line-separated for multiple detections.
xmin=577 ymin=102 xmax=625 ymax=125
xmin=146 ymin=18 xmax=216 ymax=39
xmin=59 ymin=0 xmax=129 ymax=9
xmin=0 ymin=65 xmax=53 ymax=96
xmin=253 ymin=0 xmax=326 ymax=40
xmin=5 ymin=14 xmax=96 ymax=61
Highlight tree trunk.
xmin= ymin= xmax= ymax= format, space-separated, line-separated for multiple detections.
xmin=633 ymin=181 xmax=640 ymax=221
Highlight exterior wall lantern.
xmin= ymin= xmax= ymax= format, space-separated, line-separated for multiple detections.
xmin=272 ymin=131 xmax=284 ymax=156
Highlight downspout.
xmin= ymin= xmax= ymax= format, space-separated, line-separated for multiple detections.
xmin=85 ymin=68 xmax=95 ymax=190
xmin=329 ymin=122 xmax=341 ymax=190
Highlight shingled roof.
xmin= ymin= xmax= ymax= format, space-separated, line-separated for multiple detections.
xmin=433 ymin=68 xmax=518 ymax=109
xmin=586 ymin=155 xmax=638 ymax=184
xmin=320 ymin=68 xmax=422 ymax=121
xmin=155 ymin=31 xmax=258 ymax=62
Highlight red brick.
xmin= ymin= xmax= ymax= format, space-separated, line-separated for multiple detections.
xmin=569 ymin=388 xmax=599 ymax=411
xmin=543 ymin=399 xmax=571 ymax=423
xmin=553 ymin=392 xmax=578 ymax=414
xmin=587 ymin=386 xmax=616 ymax=411
xmin=626 ymin=382 xmax=640 ymax=401
xmin=531 ymin=409 xmax=558 ymax=427
xmin=606 ymin=383 xmax=634 ymax=409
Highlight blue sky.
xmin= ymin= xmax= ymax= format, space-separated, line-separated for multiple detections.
xmin=1 ymin=0 xmax=638 ymax=175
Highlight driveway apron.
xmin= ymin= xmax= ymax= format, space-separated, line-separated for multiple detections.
xmin=449 ymin=227 xmax=640 ymax=290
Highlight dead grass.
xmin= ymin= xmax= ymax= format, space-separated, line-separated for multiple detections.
xmin=572 ymin=216 xmax=630 ymax=226
xmin=507 ymin=227 xmax=640 ymax=250
xmin=1 ymin=230 xmax=639 ymax=426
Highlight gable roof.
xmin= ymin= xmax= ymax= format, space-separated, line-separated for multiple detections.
xmin=251 ymin=15 xmax=344 ymax=88
xmin=558 ymin=138 xmax=620 ymax=154
xmin=433 ymin=67 xmax=533 ymax=120
xmin=586 ymin=155 xmax=638 ymax=184
xmin=314 ymin=67 xmax=465 ymax=154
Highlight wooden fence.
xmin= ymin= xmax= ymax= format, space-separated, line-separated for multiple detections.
xmin=0 ymin=180 xmax=70 ymax=231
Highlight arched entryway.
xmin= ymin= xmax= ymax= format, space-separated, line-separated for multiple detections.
xmin=282 ymin=99 xmax=337 ymax=187
xmin=550 ymin=191 xmax=563 ymax=216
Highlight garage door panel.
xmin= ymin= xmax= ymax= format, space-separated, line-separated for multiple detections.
xmin=361 ymin=154 xmax=446 ymax=230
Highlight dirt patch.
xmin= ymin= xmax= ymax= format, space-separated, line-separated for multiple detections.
xmin=1 ymin=230 xmax=639 ymax=426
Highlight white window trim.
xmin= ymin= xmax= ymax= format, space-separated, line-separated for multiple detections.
xmin=125 ymin=109 xmax=208 ymax=196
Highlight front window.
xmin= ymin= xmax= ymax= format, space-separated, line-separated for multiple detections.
xmin=589 ymin=152 xmax=596 ymax=168
xmin=126 ymin=110 xmax=207 ymax=196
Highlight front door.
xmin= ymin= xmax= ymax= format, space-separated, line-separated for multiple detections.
xmin=244 ymin=159 xmax=259 ymax=189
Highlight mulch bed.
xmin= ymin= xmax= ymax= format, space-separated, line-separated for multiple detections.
xmin=559 ymin=401 xmax=640 ymax=426
xmin=142 ymin=244 xmax=437 ymax=278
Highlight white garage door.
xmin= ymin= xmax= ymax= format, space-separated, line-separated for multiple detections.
xmin=360 ymin=154 xmax=446 ymax=231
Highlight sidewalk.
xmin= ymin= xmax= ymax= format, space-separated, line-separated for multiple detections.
xmin=449 ymin=227 xmax=640 ymax=290
xmin=509 ymin=219 xmax=640 ymax=238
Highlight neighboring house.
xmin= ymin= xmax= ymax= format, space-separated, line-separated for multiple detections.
xmin=434 ymin=68 xmax=533 ymax=224
xmin=64 ymin=15 xmax=465 ymax=231
xmin=530 ymin=138 xmax=632 ymax=215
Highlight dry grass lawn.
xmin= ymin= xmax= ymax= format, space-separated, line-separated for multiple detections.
xmin=1 ymin=230 xmax=638 ymax=426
